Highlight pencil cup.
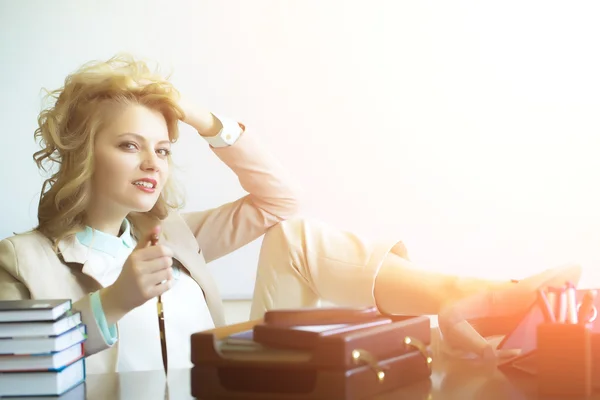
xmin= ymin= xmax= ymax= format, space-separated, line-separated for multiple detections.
xmin=537 ymin=323 xmax=592 ymax=397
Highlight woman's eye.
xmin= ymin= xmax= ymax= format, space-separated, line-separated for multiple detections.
xmin=157 ymin=148 xmax=171 ymax=157
xmin=120 ymin=142 xmax=138 ymax=151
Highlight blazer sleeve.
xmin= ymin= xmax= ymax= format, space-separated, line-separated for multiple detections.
xmin=0 ymin=238 xmax=116 ymax=357
xmin=0 ymin=239 xmax=30 ymax=299
xmin=182 ymin=125 xmax=301 ymax=263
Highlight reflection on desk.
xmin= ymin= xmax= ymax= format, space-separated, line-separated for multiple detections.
xmin=70 ymin=329 xmax=600 ymax=399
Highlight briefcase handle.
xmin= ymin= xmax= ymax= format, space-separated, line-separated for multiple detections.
xmin=351 ymin=335 xmax=433 ymax=383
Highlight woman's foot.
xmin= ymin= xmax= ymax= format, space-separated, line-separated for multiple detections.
xmin=438 ymin=264 xmax=582 ymax=359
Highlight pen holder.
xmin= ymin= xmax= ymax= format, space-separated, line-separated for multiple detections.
xmin=537 ymin=323 xmax=592 ymax=397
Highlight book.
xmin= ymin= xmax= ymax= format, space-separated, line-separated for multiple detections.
xmin=0 ymin=312 xmax=82 ymax=339
xmin=0 ymin=325 xmax=87 ymax=355
xmin=0 ymin=300 xmax=72 ymax=323
xmin=0 ymin=343 xmax=84 ymax=372
xmin=0 ymin=358 xmax=86 ymax=397
xmin=0 ymin=380 xmax=85 ymax=399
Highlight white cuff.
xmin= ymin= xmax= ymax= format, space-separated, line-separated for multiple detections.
xmin=202 ymin=113 xmax=243 ymax=148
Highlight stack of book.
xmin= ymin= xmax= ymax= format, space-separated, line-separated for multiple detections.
xmin=0 ymin=299 xmax=87 ymax=398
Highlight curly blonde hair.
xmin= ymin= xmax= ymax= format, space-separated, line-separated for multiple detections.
xmin=33 ymin=53 xmax=185 ymax=248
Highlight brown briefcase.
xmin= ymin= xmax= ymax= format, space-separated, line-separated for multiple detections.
xmin=190 ymin=314 xmax=432 ymax=399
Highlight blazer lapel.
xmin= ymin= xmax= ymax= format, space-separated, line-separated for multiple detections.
xmin=57 ymin=237 xmax=90 ymax=266
xmin=56 ymin=237 xmax=104 ymax=292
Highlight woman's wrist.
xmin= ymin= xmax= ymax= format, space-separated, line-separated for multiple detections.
xmin=99 ymin=285 xmax=130 ymax=325
xmin=195 ymin=112 xmax=223 ymax=138
xmin=179 ymin=99 xmax=223 ymax=137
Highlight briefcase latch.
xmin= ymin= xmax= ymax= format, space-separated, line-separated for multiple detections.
xmin=351 ymin=336 xmax=433 ymax=384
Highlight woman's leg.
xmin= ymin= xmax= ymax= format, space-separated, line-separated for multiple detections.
xmin=249 ymin=217 xmax=582 ymax=357
xmin=249 ymin=217 xmax=514 ymax=319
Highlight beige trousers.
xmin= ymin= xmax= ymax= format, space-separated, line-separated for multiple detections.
xmin=249 ymin=217 xmax=407 ymax=319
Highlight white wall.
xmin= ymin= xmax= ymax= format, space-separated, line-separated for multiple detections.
xmin=2 ymin=1 xmax=600 ymax=299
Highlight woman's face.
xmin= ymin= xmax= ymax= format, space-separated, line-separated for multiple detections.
xmin=91 ymin=104 xmax=171 ymax=216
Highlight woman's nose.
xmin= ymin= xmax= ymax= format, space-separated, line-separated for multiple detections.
xmin=140 ymin=151 xmax=160 ymax=172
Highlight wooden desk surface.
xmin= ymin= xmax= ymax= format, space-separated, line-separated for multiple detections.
xmin=76 ymin=327 xmax=600 ymax=400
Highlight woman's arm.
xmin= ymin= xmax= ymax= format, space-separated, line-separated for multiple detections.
xmin=178 ymin=103 xmax=300 ymax=263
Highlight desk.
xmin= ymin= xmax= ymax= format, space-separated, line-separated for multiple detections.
xmin=78 ymin=329 xmax=600 ymax=400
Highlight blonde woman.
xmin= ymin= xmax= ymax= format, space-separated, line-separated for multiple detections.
xmin=0 ymin=55 xmax=579 ymax=374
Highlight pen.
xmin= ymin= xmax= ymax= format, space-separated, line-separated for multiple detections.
xmin=556 ymin=286 xmax=568 ymax=323
xmin=565 ymin=281 xmax=578 ymax=324
xmin=537 ymin=288 xmax=556 ymax=323
xmin=151 ymin=233 xmax=168 ymax=374
xmin=546 ymin=287 xmax=558 ymax=322
xmin=578 ymin=290 xmax=597 ymax=326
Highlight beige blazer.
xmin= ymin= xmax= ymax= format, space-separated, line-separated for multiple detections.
xmin=0 ymin=128 xmax=299 ymax=372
